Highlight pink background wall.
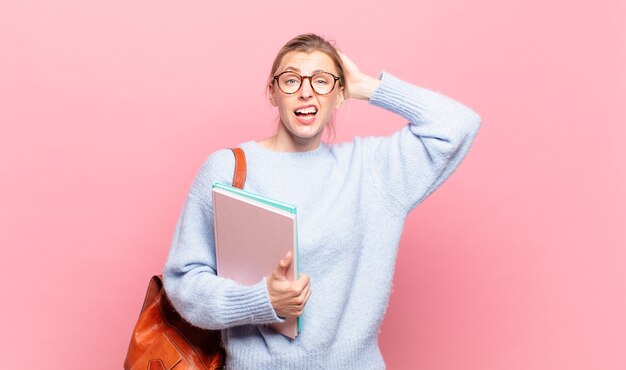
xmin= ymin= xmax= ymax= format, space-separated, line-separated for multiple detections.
xmin=1 ymin=0 xmax=625 ymax=369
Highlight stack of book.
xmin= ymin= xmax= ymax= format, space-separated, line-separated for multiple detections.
xmin=212 ymin=182 xmax=300 ymax=339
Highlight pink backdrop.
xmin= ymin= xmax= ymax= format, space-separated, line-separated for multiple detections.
xmin=1 ymin=0 xmax=625 ymax=369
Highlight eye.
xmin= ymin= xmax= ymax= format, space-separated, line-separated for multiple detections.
xmin=312 ymin=73 xmax=333 ymax=86
xmin=279 ymin=73 xmax=301 ymax=86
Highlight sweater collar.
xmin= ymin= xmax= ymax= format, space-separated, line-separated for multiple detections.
xmin=241 ymin=140 xmax=330 ymax=161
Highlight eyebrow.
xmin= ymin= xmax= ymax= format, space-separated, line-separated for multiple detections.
xmin=282 ymin=66 xmax=332 ymax=75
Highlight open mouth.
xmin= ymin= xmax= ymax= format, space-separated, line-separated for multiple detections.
xmin=294 ymin=106 xmax=318 ymax=117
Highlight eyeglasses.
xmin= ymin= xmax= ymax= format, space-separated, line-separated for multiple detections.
xmin=273 ymin=71 xmax=341 ymax=95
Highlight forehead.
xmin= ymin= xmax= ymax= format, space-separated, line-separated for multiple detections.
xmin=277 ymin=51 xmax=338 ymax=75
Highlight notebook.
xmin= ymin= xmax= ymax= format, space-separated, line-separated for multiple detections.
xmin=211 ymin=182 xmax=299 ymax=339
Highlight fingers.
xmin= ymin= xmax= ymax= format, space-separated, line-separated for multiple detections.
xmin=267 ymin=271 xmax=312 ymax=318
xmin=338 ymin=52 xmax=360 ymax=76
xmin=267 ymin=253 xmax=313 ymax=317
xmin=279 ymin=274 xmax=309 ymax=299
xmin=291 ymin=273 xmax=310 ymax=292
xmin=338 ymin=52 xmax=354 ymax=68
xmin=273 ymin=252 xmax=292 ymax=279
xmin=300 ymin=285 xmax=312 ymax=309
xmin=292 ymin=275 xmax=311 ymax=313
xmin=290 ymin=278 xmax=312 ymax=316
xmin=337 ymin=53 xmax=359 ymax=100
xmin=296 ymin=280 xmax=311 ymax=305
xmin=280 ymin=251 xmax=292 ymax=269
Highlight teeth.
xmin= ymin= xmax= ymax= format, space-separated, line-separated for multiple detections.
xmin=295 ymin=107 xmax=317 ymax=115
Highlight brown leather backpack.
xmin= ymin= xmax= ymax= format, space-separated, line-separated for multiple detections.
xmin=124 ymin=148 xmax=247 ymax=370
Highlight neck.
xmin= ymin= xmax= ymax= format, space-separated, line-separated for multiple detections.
xmin=258 ymin=131 xmax=322 ymax=153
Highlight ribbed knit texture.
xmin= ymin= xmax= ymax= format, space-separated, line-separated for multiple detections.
xmin=163 ymin=72 xmax=481 ymax=369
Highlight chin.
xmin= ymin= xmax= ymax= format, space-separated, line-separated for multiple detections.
xmin=290 ymin=124 xmax=325 ymax=139
xmin=290 ymin=131 xmax=323 ymax=143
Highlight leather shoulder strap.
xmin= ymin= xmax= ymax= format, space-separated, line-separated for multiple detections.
xmin=230 ymin=147 xmax=247 ymax=189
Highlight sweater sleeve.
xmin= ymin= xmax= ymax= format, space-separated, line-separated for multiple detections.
xmin=364 ymin=72 xmax=481 ymax=215
xmin=162 ymin=150 xmax=283 ymax=330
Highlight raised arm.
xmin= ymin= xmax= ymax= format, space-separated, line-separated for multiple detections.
xmin=341 ymin=53 xmax=481 ymax=215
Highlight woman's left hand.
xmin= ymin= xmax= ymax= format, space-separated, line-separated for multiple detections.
xmin=339 ymin=53 xmax=381 ymax=101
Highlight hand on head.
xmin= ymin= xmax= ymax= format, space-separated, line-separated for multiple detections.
xmin=266 ymin=252 xmax=311 ymax=318
xmin=339 ymin=52 xmax=381 ymax=101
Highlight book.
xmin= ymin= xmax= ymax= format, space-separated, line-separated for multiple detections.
xmin=211 ymin=182 xmax=299 ymax=339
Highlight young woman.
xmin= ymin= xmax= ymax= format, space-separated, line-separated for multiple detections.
xmin=163 ymin=33 xmax=481 ymax=369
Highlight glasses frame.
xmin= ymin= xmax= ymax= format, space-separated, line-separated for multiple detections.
xmin=272 ymin=71 xmax=341 ymax=96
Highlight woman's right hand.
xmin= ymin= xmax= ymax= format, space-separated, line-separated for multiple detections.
xmin=267 ymin=252 xmax=311 ymax=318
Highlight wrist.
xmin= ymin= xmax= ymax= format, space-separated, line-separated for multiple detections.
xmin=349 ymin=75 xmax=381 ymax=100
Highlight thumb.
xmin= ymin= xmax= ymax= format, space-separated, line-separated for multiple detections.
xmin=274 ymin=252 xmax=292 ymax=279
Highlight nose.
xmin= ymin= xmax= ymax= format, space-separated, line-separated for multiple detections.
xmin=298 ymin=77 xmax=314 ymax=100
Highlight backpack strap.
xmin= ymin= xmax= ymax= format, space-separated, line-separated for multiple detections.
xmin=230 ymin=147 xmax=247 ymax=190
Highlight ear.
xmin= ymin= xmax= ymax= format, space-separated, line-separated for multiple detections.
xmin=268 ymin=83 xmax=277 ymax=107
xmin=335 ymin=85 xmax=345 ymax=109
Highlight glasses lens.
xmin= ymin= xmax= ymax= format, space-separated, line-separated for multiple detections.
xmin=310 ymin=72 xmax=335 ymax=94
xmin=277 ymin=72 xmax=302 ymax=94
